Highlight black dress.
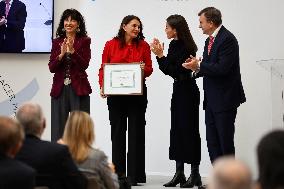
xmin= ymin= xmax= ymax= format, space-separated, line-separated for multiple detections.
xmin=156 ymin=40 xmax=201 ymax=164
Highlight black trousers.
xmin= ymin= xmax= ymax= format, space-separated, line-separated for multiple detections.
xmin=51 ymin=85 xmax=90 ymax=142
xmin=107 ymin=85 xmax=147 ymax=183
xmin=205 ymin=105 xmax=237 ymax=163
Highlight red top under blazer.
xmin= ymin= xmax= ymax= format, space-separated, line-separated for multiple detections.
xmin=49 ymin=36 xmax=92 ymax=98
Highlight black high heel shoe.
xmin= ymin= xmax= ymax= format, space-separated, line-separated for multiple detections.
xmin=180 ymin=173 xmax=202 ymax=188
xmin=118 ymin=175 xmax=131 ymax=189
xmin=163 ymin=172 xmax=186 ymax=187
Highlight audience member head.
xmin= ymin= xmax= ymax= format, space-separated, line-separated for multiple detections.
xmin=0 ymin=116 xmax=24 ymax=157
xmin=166 ymin=14 xmax=197 ymax=53
xmin=56 ymin=8 xmax=87 ymax=38
xmin=208 ymin=156 xmax=252 ymax=189
xmin=115 ymin=15 xmax=145 ymax=47
xmin=62 ymin=111 xmax=94 ymax=163
xmin=257 ymin=130 xmax=284 ymax=189
xmin=198 ymin=7 xmax=222 ymax=35
xmin=16 ymin=102 xmax=46 ymax=138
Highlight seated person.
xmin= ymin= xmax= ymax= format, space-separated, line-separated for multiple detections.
xmin=59 ymin=110 xmax=119 ymax=189
xmin=256 ymin=130 xmax=284 ymax=189
xmin=15 ymin=102 xmax=87 ymax=189
xmin=208 ymin=156 xmax=252 ymax=189
xmin=0 ymin=116 xmax=35 ymax=189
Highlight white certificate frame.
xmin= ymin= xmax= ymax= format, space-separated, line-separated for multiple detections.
xmin=103 ymin=63 xmax=144 ymax=95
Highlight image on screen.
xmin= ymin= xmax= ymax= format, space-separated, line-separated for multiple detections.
xmin=0 ymin=0 xmax=53 ymax=53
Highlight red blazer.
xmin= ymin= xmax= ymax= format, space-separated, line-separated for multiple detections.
xmin=49 ymin=36 xmax=92 ymax=98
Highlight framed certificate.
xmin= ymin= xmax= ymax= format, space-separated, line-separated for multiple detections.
xmin=103 ymin=63 xmax=144 ymax=95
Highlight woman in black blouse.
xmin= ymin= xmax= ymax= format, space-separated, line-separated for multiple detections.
xmin=150 ymin=15 xmax=202 ymax=188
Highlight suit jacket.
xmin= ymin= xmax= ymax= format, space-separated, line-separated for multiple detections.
xmin=15 ymin=135 xmax=87 ymax=189
xmin=0 ymin=153 xmax=35 ymax=189
xmin=0 ymin=0 xmax=27 ymax=52
xmin=49 ymin=36 xmax=92 ymax=98
xmin=198 ymin=26 xmax=246 ymax=112
xmin=78 ymin=148 xmax=119 ymax=189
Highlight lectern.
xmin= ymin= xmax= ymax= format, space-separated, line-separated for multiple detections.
xmin=257 ymin=59 xmax=284 ymax=128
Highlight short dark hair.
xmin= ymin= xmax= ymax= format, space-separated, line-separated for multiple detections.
xmin=198 ymin=7 xmax=222 ymax=27
xmin=115 ymin=15 xmax=145 ymax=48
xmin=257 ymin=130 xmax=284 ymax=189
xmin=0 ymin=116 xmax=24 ymax=155
xmin=56 ymin=8 xmax=87 ymax=38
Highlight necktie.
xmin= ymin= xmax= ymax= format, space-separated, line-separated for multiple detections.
xmin=208 ymin=36 xmax=214 ymax=55
xmin=5 ymin=1 xmax=10 ymax=18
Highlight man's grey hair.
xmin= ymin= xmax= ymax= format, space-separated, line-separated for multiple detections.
xmin=16 ymin=102 xmax=44 ymax=135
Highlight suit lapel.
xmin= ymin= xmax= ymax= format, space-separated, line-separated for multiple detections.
xmin=203 ymin=37 xmax=210 ymax=61
xmin=7 ymin=0 xmax=17 ymax=18
xmin=0 ymin=2 xmax=5 ymax=16
xmin=73 ymin=37 xmax=80 ymax=51
xmin=208 ymin=26 xmax=226 ymax=58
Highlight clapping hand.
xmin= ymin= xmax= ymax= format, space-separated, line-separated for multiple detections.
xmin=66 ymin=36 xmax=75 ymax=54
xmin=58 ymin=38 xmax=68 ymax=60
xmin=0 ymin=16 xmax=6 ymax=26
xmin=58 ymin=37 xmax=75 ymax=61
xmin=150 ymin=38 xmax=164 ymax=58
xmin=182 ymin=55 xmax=201 ymax=71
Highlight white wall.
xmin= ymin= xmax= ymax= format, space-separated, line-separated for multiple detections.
xmin=1 ymin=0 xmax=284 ymax=179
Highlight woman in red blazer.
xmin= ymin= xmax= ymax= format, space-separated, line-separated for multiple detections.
xmin=48 ymin=9 xmax=92 ymax=142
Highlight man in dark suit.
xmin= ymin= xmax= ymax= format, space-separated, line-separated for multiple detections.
xmin=15 ymin=102 xmax=87 ymax=189
xmin=0 ymin=0 xmax=27 ymax=52
xmin=183 ymin=7 xmax=246 ymax=163
xmin=0 ymin=116 xmax=35 ymax=189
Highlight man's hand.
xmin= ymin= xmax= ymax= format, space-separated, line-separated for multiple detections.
xmin=182 ymin=55 xmax=201 ymax=71
xmin=0 ymin=16 xmax=7 ymax=26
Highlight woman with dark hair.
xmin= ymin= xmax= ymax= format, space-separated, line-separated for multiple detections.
xmin=49 ymin=9 xmax=92 ymax=142
xmin=98 ymin=15 xmax=153 ymax=186
xmin=151 ymin=14 xmax=202 ymax=188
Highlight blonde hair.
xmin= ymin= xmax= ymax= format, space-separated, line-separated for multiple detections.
xmin=63 ymin=111 xmax=95 ymax=163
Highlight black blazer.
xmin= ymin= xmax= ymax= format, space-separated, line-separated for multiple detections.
xmin=0 ymin=0 xmax=27 ymax=52
xmin=197 ymin=26 xmax=246 ymax=112
xmin=0 ymin=153 xmax=35 ymax=189
xmin=15 ymin=135 xmax=87 ymax=189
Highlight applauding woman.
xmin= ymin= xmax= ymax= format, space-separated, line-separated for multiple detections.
xmin=151 ymin=15 xmax=201 ymax=188
xmin=49 ymin=9 xmax=92 ymax=142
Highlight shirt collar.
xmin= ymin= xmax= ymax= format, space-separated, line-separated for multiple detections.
xmin=4 ymin=0 xmax=13 ymax=5
xmin=211 ymin=24 xmax=222 ymax=38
